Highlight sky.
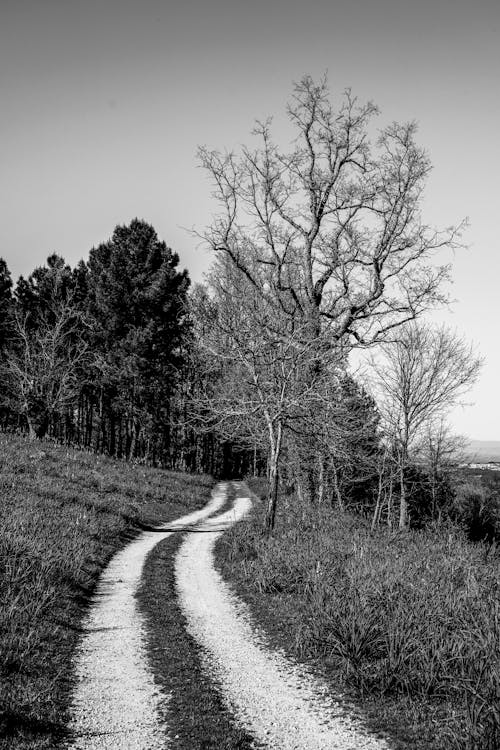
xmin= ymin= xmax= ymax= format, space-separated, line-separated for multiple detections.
xmin=1 ymin=0 xmax=499 ymax=439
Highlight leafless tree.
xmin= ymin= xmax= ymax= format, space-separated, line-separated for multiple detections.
xmin=0 ymin=297 xmax=90 ymax=439
xmin=368 ymin=323 xmax=482 ymax=527
xmin=198 ymin=75 xmax=462 ymax=347
xmin=197 ymin=75 xmax=464 ymax=504
xmin=192 ymin=256 xmax=344 ymax=530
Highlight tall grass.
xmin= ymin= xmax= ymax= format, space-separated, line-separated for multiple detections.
xmin=0 ymin=433 xmax=213 ymax=750
xmin=217 ymin=480 xmax=500 ymax=750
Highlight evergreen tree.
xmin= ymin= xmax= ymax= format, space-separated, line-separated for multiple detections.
xmin=0 ymin=258 xmax=13 ymax=352
xmin=15 ymin=254 xmax=74 ymax=327
xmin=86 ymin=219 xmax=191 ymax=461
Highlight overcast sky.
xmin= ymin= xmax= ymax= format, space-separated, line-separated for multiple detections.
xmin=1 ymin=0 xmax=499 ymax=439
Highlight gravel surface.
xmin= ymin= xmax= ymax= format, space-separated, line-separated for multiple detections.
xmin=176 ymin=481 xmax=392 ymax=750
xmin=66 ymin=490 xmax=225 ymax=750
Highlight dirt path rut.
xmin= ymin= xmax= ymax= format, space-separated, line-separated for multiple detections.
xmin=66 ymin=489 xmax=225 ymax=749
xmin=175 ymin=481 xmax=391 ymax=750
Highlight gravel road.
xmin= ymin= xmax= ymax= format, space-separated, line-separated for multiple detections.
xmin=175 ymin=481 xmax=391 ymax=750
xmin=66 ymin=489 xmax=226 ymax=749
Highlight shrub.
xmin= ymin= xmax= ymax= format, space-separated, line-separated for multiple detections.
xmin=452 ymin=479 xmax=500 ymax=542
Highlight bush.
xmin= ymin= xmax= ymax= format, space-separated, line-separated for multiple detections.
xmin=452 ymin=478 xmax=500 ymax=542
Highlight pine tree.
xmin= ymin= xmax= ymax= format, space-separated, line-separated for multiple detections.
xmin=86 ymin=219 xmax=191 ymax=461
xmin=0 ymin=258 xmax=13 ymax=352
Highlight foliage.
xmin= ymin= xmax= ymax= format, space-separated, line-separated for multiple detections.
xmin=451 ymin=469 xmax=500 ymax=542
xmin=15 ymin=254 xmax=75 ymax=326
xmin=0 ymin=258 xmax=13 ymax=352
xmin=86 ymin=218 xmax=191 ymax=461
xmin=0 ymin=224 xmax=255 ymax=476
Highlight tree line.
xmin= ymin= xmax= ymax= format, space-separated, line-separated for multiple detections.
xmin=0 ymin=221 xmax=255 ymax=478
xmin=0 ymin=76 xmax=482 ymax=531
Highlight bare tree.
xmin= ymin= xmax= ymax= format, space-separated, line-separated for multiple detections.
xmin=192 ymin=256 xmax=344 ymax=530
xmin=197 ymin=75 xmax=463 ymax=503
xmin=368 ymin=323 xmax=482 ymax=527
xmin=414 ymin=421 xmax=467 ymax=520
xmin=198 ymin=75 xmax=462 ymax=347
xmin=0 ymin=296 xmax=90 ymax=439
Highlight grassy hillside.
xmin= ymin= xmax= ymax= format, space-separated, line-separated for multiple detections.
xmin=0 ymin=433 xmax=214 ymax=750
xmin=216 ymin=479 xmax=500 ymax=750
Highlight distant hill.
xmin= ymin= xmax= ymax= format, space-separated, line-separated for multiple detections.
xmin=466 ymin=440 xmax=500 ymax=462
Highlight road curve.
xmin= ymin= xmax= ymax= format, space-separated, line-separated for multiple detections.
xmin=66 ymin=487 xmax=226 ymax=750
xmin=175 ymin=481 xmax=391 ymax=750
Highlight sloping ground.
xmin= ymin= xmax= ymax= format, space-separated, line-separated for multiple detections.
xmin=176 ymin=483 xmax=390 ymax=750
xmin=214 ymin=479 xmax=500 ymax=750
xmin=66 ymin=493 xmax=225 ymax=749
xmin=0 ymin=433 xmax=214 ymax=750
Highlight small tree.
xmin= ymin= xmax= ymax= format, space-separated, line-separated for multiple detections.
xmin=0 ymin=296 xmax=89 ymax=439
xmin=369 ymin=323 xmax=482 ymax=527
xmin=414 ymin=421 xmax=466 ymax=521
xmin=193 ymin=256 xmax=344 ymax=530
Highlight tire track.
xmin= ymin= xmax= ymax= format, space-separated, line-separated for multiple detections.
xmin=175 ymin=481 xmax=391 ymax=750
xmin=65 ymin=488 xmax=225 ymax=749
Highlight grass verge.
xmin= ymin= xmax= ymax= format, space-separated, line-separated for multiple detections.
xmin=215 ymin=478 xmax=500 ymax=750
xmin=0 ymin=432 xmax=214 ymax=750
xmin=137 ymin=484 xmax=260 ymax=749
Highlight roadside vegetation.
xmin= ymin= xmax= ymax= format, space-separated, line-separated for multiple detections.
xmin=216 ymin=477 xmax=500 ymax=750
xmin=0 ymin=432 xmax=213 ymax=750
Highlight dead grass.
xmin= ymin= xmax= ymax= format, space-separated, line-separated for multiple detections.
xmin=0 ymin=432 xmax=213 ymax=750
xmin=216 ymin=479 xmax=500 ymax=750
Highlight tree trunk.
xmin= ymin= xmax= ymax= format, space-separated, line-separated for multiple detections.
xmin=307 ymin=466 xmax=317 ymax=505
xmin=398 ymin=437 xmax=409 ymax=529
xmin=296 ymin=477 xmax=304 ymax=504
xmin=372 ymin=448 xmax=388 ymax=531
xmin=399 ymin=460 xmax=407 ymax=529
xmin=128 ymin=421 xmax=137 ymax=461
xmin=317 ymin=455 xmax=324 ymax=505
xmin=371 ymin=473 xmax=383 ymax=531
xmin=331 ymin=463 xmax=344 ymax=510
xmin=386 ymin=475 xmax=394 ymax=528
xmin=27 ymin=415 xmax=37 ymax=441
xmin=265 ymin=423 xmax=283 ymax=532
xmin=431 ymin=468 xmax=438 ymax=520
xmin=265 ymin=457 xmax=279 ymax=532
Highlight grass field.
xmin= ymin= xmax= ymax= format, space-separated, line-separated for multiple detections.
xmin=0 ymin=433 xmax=214 ymax=750
xmin=216 ymin=478 xmax=500 ymax=750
